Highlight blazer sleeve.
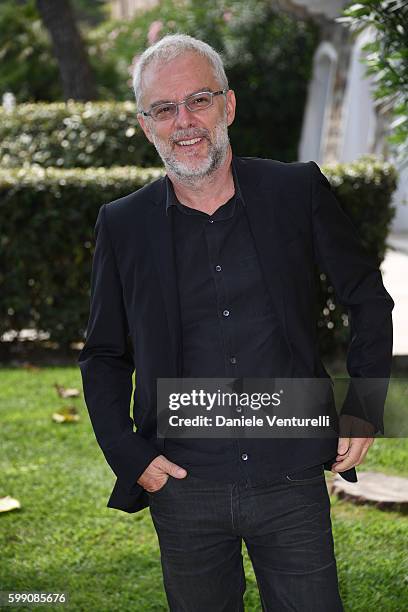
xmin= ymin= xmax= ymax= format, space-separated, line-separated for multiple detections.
xmin=309 ymin=161 xmax=394 ymax=434
xmin=78 ymin=203 xmax=160 ymax=494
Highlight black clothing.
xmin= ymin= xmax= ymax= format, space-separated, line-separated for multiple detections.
xmin=78 ymin=155 xmax=394 ymax=514
xmin=165 ymin=178 xmax=295 ymax=483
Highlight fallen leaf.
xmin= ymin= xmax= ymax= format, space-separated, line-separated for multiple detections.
xmin=54 ymin=383 xmax=81 ymax=399
xmin=52 ymin=406 xmax=80 ymax=423
xmin=0 ymin=496 xmax=21 ymax=513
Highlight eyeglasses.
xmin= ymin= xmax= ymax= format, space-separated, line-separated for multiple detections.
xmin=140 ymin=89 xmax=228 ymax=121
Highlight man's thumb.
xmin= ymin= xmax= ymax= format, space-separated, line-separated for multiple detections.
xmin=337 ymin=437 xmax=350 ymax=455
xmin=166 ymin=461 xmax=187 ymax=478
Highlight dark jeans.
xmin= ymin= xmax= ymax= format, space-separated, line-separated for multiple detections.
xmin=147 ymin=463 xmax=343 ymax=612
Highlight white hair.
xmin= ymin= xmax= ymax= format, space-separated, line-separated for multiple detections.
xmin=132 ymin=33 xmax=229 ymax=110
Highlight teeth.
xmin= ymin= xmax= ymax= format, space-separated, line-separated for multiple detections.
xmin=177 ymin=138 xmax=202 ymax=146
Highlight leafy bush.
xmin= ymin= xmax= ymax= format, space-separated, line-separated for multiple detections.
xmin=0 ymin=158 xmax=397 ymax=353
xmin=0 ymin=102 xmax=160 ymax=168
xmin=0 ymin=165 xmax=163 ymax=346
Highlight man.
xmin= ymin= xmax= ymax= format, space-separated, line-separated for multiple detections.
xmin=78 ymin=34 xmax=394 ymax=611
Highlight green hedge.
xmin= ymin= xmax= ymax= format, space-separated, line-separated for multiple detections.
xmin=0 ymin=166 xmax=164 ymax=346
xmin=0 ymin=158 xmax=397 ymax=355
xmin=0 ymin=102 xmax=160 ymax=168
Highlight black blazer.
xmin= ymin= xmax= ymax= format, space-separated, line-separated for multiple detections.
xmin=78 ymin=155 xmax=394 ymax=513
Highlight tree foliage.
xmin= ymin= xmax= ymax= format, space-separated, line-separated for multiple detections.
xmin=0 ymin=0 xmax=117 ymax=101
xmin=340 ymin=1 xmax=408 ymax=165
xmin=0 ymin=0 xmax=61 ymax=101
xmin=0 ymin=0 xmax=318 ymax=161
xmin=89 ymin=0 xmax=319 ymax=160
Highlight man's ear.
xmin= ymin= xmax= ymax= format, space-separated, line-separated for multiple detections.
xmin=226 ymin=89 xmax=236 ymax=128
xmin=137 ymin=113 xmax=154 ymax=144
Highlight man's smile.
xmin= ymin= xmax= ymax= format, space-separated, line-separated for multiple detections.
xmin=175 ymin=137 xmax=204 ymax=147
xmin=172 ymin=135 xmax=209 ymax=152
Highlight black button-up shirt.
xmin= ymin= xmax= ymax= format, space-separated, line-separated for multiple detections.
xmin=163 ymin=167 xmax=313 ymax=485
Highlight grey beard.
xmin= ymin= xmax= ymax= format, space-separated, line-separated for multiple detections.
xmin=151 ymin=120 xmax=230 ymax=185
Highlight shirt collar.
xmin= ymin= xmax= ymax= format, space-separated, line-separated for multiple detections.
xmin=165 ymin=155 xmax=245 ymax=216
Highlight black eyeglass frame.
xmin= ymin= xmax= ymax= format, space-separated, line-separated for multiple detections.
xmin=139 ymin=89 xmax=228 ymax=120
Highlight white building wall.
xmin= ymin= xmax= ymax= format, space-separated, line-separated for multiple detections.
xmin=298 ymin=42 xmax=337 ymax=164
xmin=338 ymin=29 xmax=377 ymax=162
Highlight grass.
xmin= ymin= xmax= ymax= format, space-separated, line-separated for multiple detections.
xmin=0 ymin=366 xmax=407 ymax=611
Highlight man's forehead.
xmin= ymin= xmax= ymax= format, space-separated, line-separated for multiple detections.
xmin=141 ymin=53 xmax=218 ymax=104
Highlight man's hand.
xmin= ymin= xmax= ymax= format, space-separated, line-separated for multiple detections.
xmin=137 ymin=455 xmax=187 ymax=492
xmin=331 ymin=414 xmax=375 ymax=473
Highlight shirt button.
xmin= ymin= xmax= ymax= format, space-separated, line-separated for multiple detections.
xmin=223 ymin=309 xmax=230 ymax=317
xmin=215 ymin=265 xmax=222 ymax=272
xmin=241 ymin=453 xmax=248 ymax=461
xmin=230 ymin=356 xmax=237 ymax=364
xmin=209 ymin=219 xmax=214 ymax=223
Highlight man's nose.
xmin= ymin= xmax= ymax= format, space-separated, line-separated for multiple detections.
xmin=174 ymin=102 xmax=196 ymax=128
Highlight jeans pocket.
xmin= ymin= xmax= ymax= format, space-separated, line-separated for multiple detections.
xmin=284 ymin=463 xmax=325 ymax=483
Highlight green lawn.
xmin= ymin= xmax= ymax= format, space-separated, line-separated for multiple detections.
xmin=0 ymin=366 xmax=407 ymax=611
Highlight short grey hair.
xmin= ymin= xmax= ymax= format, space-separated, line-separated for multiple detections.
xmin=132 ymin=33 xmax=229 ymax=111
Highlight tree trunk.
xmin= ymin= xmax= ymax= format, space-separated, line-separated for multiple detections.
xmin=36 ymin=0 xmax=98 ymax=101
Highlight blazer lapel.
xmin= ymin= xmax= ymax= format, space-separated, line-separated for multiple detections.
xmin=233 ymin=157 xmax=293 ymax=363
xmin=146 ymin=192 xmax=182 ymax=377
